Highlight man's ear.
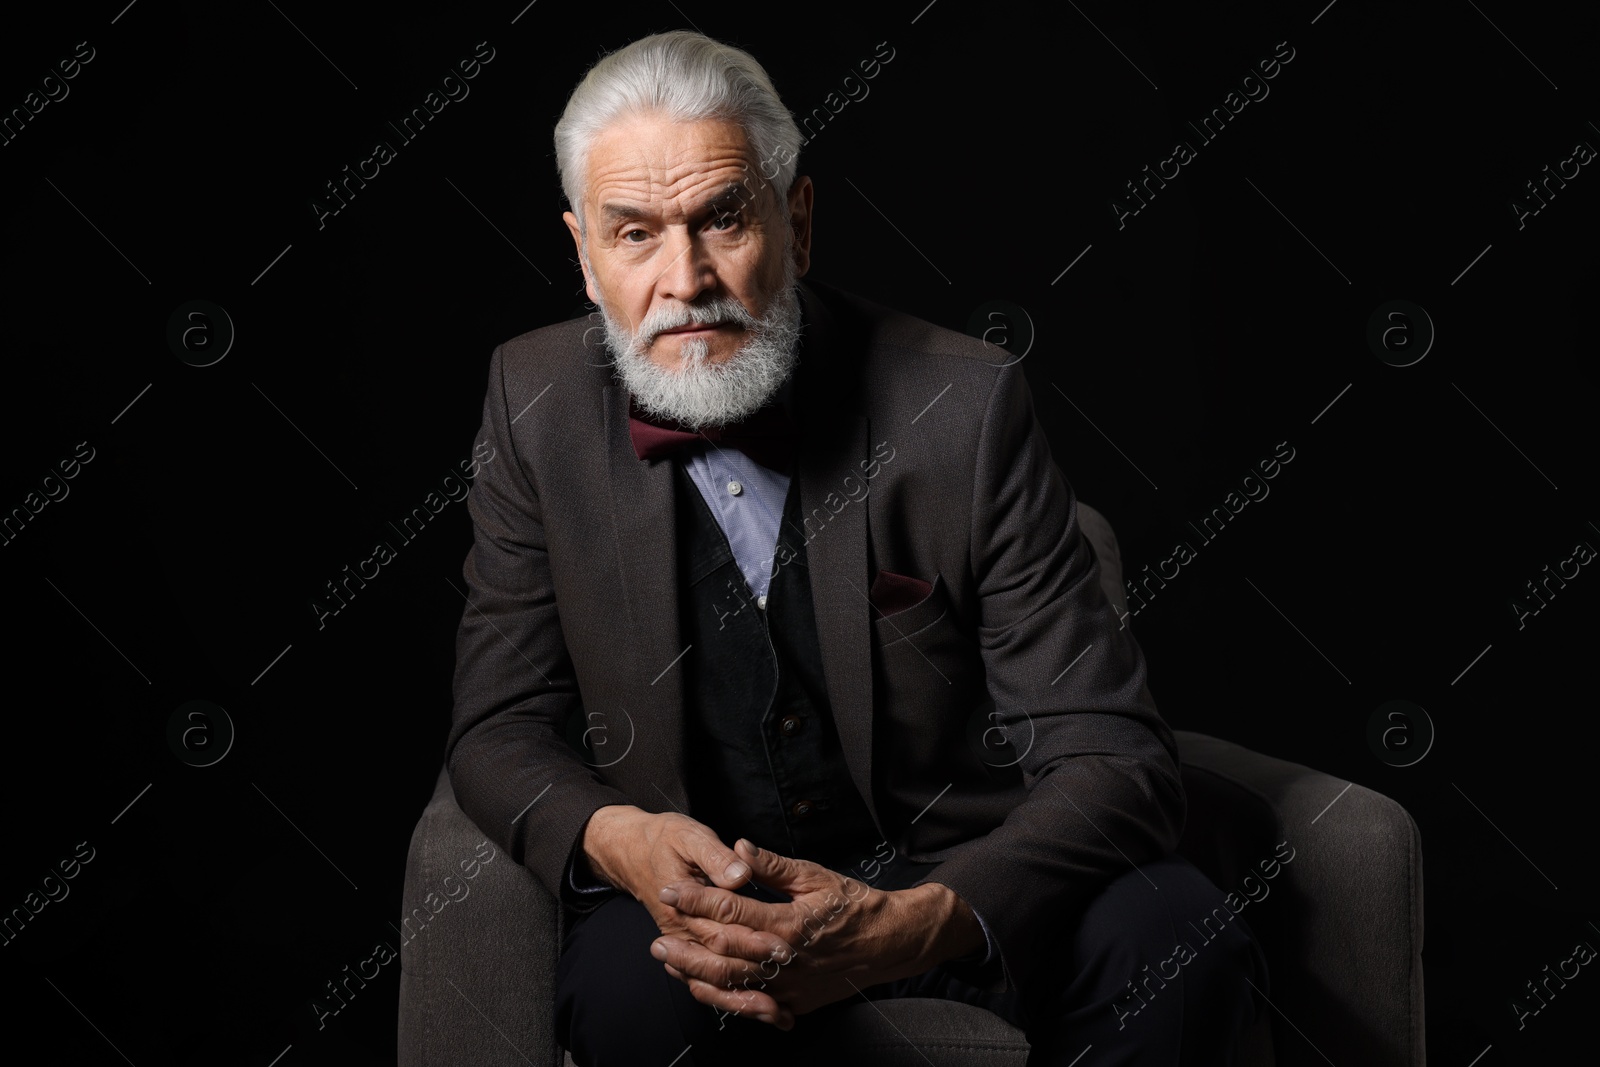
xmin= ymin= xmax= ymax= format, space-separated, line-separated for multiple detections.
xmin=786 ymin=176 xmax=814 ymax=277
xmin=563 ymin=210 xmax=599 ymax=304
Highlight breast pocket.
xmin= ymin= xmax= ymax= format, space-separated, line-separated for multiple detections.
xmin=870 ymin=570 xmax=950 ymax=649
xmin=868 ymin=570 xmax=1006 ymax=857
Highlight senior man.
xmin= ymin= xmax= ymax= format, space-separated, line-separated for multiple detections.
xmin=446 ymin=29 xmax=1267 ymax=1066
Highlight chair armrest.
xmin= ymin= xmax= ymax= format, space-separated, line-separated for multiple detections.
xmin=399 ymin=766 xmax=567 ymax=1067
xmin=1174 ymin=731 xmax=1425 ymax=1067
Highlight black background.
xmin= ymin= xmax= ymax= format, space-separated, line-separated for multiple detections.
xmin=2 ymin=1 xmax=1595 ymax=1063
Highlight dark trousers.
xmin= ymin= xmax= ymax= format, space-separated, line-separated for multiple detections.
xmin=554 ymin=852 xmax=1269 ymax=1066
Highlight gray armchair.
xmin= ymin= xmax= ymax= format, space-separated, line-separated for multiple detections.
xmin=399 ymin=504 xmax=1425 ymax=1065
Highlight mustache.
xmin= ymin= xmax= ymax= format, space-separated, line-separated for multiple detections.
xmin=640 ymin=297 xmax=759 ymax=345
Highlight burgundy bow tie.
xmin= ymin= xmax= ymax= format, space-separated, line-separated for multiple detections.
xmin=629 ymin=397 xmax=799 ymax=473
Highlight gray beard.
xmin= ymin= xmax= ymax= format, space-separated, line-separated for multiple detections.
xmin=595 ymin=257 xmax=803 ymax=431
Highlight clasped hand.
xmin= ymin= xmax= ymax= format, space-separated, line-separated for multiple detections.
xmin=584 ymin=808 xmax=965 ymax=1031
xmin=650 ymin=837 xmax=934 ymax=1030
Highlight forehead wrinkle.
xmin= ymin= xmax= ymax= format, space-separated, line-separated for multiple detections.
xmin=584 ymin=121 xmax=756 ymax=222
xmin=591 ymin=160 xmax=753 ymax=218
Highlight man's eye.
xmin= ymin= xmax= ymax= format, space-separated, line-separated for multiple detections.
xmin=709 ymin=214 xmax=738 ymax=231
xmin=622 ymin=229 xmax=648 ymax=242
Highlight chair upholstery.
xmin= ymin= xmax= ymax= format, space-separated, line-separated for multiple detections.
xmin=400 ymin=503 xmax=1424 ymax=1065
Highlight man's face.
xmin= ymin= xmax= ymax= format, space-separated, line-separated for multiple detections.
xmin=564 ymin=115 xmax=812 ymax=375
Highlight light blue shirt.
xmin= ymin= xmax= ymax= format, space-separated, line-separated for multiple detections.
xmin=680 ymin=440 xmax=792 ymax=607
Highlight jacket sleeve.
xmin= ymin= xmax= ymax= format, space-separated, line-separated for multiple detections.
xmin=911 ymin=363 xmax=1186 ymax=996
xmin=446 ymin=342 xmax=636 ymax=902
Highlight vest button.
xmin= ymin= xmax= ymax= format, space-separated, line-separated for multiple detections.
xmin=779 ymin=714 xmax=803 ymax=736
xmin=790 ymin=799 xmax=814 ymax=819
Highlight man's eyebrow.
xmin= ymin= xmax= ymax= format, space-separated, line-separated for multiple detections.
xmin=706 ymin=184 xmax=753 ymax=213
xmin=597 ymin=186 xmax=755 ymax=227
xmin=599 ymin=202 xmax=650 ymax=226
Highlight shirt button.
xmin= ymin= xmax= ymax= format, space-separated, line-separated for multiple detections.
xmin=790 ymin=799 xmax=814 ymax=819
xmin=727 ymin=480 xmax=743 ymax=496
xmin=779 ymin=714 xmax=803 ymax=736
xmin=756 ymin=594 xmax=767 ymax=609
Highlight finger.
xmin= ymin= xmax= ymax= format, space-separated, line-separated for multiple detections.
xmin=675 ymin=914 xmax=796 ymax=967
xmin=734 ymin=838 xmax=829 ymax=894
xmin=660 ymin=880 xmax=785 ymax=933
xmin=661 ymin=931 xmax=809 ymax=1025
xmin=680 ymin=969 xmax=796 ymax=1030
xmin=689 ymin=831 xmax=753 ymax=890
xmin=662 ymin=959 xmax=800 ymax=1017
xmin=652 ymin=933 xmax=780 ymax=991
xmin=652 ymin=936 xmax=790 ymax=1022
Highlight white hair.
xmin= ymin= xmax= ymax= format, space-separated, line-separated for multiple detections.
xmin=554 ymin=30 xmax=803 ymax=235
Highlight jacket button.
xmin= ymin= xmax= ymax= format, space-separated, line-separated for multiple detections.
xmin=779 ymin=714 xmax=803 ymax=736
xmin=790 ymin=799 xmax=814 ymax=819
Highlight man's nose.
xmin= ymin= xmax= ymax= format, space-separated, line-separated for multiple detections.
xmin=654 ymin=227 xmax=716 ymax=305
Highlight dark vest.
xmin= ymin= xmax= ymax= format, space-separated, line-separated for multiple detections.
xmin=672 ymin=459 xmax=884 ymax=875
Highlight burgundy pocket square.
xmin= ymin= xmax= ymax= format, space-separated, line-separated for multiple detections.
xmin=869 ymin=569 xmax=933 ymax=618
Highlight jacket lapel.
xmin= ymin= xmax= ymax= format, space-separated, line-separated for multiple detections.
xmin=792 ymin=286 xmax=881 ymax=836
xmin=603 ymin=383 xmax=691 ymax=813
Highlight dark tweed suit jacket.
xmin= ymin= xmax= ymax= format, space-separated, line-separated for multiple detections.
xmin=446 ymin=279 xmax=1185 ymax=996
